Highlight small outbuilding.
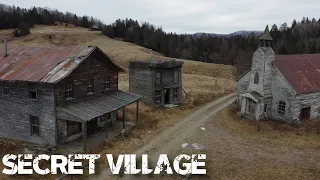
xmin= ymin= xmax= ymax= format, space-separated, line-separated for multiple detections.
xmin=89 ymin=25 xmax=100 ymax=31
xmin=129 ymin=60 xmax=184 ymax=107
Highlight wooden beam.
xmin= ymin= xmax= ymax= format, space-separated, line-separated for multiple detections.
xmin=122 ymin=108 xmax=125 ymax=129
xmin=136 ymin=100 xmax=139 ymax=124
xmin=82 ymin=122 xmax=87 ymax=153
xmin=105 ymin=122 xmax=108 ymax=138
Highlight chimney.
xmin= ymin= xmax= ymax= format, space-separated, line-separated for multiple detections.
xmin=4 ymin=38 xmax=8 ymax=57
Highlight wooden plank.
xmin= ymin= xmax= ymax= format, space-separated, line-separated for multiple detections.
xmin=82 ymin=122 xmax=87 ymax=153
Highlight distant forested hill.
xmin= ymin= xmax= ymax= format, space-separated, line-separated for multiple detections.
xmin=1 ymin=4 xmax=320 ymax=75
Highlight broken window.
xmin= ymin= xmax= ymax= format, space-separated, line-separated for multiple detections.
xmin=254 ymin=73 xmax=259 ymax=84
xmin=155 ymin=90 xmax=161 ymax=103
xmin=174 ymin=70 xmax=179 ymax=83
xmin=65 ymin=82 xmax=73 ymax=99
xmin=105 ymin=75 xmax=111 ymax=90
xmin=67 ymin=121 xmax=82 ymax=136
xmin=173 ymin=88 xmax=179 ymax=99
xmin=278 ymin=101 xmax=286 ymax=115
xmin=87 ymin=78 xmax=94 ymax=94
xmin=155 ymin=72 xmax=162 ymax=85
xmin=29 ymin=84 xmax=37 ymax=100
xmin=3 ymin=81 xmax=9 ymax=95
xmin=30 ymin=115 xmax=40 ymax=136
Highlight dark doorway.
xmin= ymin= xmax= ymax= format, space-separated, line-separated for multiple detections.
xmin=300 ymin=107 xmax=311 ymax=121
xmin=165 ymin=89 xmax=170 ymax=104
xmin=87 ymin=118 xmax=98 ymax=136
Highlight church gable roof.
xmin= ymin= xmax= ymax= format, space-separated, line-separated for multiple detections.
xmin=274 ymin=54 xmax=320 ymax=94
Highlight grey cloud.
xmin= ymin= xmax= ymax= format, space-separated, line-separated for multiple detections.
xmin=2 ymin=0 xmax=320 ymax=34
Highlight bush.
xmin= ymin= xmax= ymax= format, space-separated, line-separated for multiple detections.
xmin=12 ymin=22 xmax=30 ymax=37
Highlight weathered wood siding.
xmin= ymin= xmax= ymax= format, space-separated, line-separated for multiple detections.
xmin=152 ymin=68 xmax=182 ymax=106
xmin=247 ymin=48 xmax=274 ymax=97
xmin=237 ymin=70 xmax=251 ymax=107
xmin=129 ymin=65 xmax=153 ymax=104
xmin=0 ymin=81 xmax=56 ymax=145
xmin=294 ymin=92 xmax=320 ymax=120
xmin=270 ymin=67 xmax=296 ymax=123
xmin=55 ymin=51 xmax=119 ymax=105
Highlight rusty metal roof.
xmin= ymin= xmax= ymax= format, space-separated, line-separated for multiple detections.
xmin=275 ymin=54 xmax=320 ymax=94
xmin=56 ymin=90 xmax=141 ymax=122
xmin=0 ymin=45 xmax=123 ymax=83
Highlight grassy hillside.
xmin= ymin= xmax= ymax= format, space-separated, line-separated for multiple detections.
xmin=0 ymin=25 xmax=236 ymax=106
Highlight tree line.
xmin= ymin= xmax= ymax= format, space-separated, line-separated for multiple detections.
xmin=1 ymin=4 xmax=320 ymax=75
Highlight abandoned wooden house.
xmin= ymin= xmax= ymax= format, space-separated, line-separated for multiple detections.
xmin=89 ymin=25 xmax=100 ymax=31
xmin=237 ymin=26 xmax=320 ymax=124
xmin=129 ymin=60 xmax=184 ymax=107
xmin=0 ymin=42 xmax=141 ymax=150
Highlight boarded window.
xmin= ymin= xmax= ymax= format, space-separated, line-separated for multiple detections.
xmin=87 ymin=78 xmax=94 ymax=94
xmin=67 ymin=121 xmax=82 ymax=136
xmin=29 ymin=84 xmax=37 ymax=99
xmin=278 ymin=101 xmax=286 ymax=115
xmin=65 ymin=82 xmax=73 ymax=99
xmin=3 ymin=81 xmax=9 ymax=95
xmin=30 ymin=115 xmax=39 ymax=136
xmin=155 ymin=72 xmax=162 ymax=85
xmin=254 ymin=73 xmax=259 ymax=84
xmin=174 ymin=70 xmax=179 ymax=83
xmin=105 ymin=75 xmax=111 ymax=90
xmin=155 ymin=90 xmax=161 ymax=103
xmin=173 ymin=88 xmax=179 ymax=99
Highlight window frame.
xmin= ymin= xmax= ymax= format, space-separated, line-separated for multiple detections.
xmin=105 ymin=75 xmax=111 ymax=90
xmin=155 ymin=90 xmax=161 ymax=104
xmin=3 ymin=81 xmax=9 ymax=95
xmin=173 ymin=87 xmax=179 ymax=99
xmin=29 ymin=84 xmax=37 ymax=100
xmin=254 ymin=73 xmax=259 ymax=84
xmin=65 ymin=82 xmax=73 ymax=100
xmin=87 ymin=78 xmax=94 ymax=94
xmin=30 ymin=115 xmax=40 ymax=136
xmin=155 ymin=71 xmax=162 ymax=85
xmin=173 ymin=70 xmax=179 ymax=83
xmin=278 ymin=101 xmax=286 ymax=116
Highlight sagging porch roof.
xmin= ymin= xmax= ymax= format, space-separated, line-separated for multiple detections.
xmin=56 ymin=90 xmax=141 ymax=122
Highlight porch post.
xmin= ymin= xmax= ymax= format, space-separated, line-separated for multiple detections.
xmin=105 ymin=122 xmax=108 ymax=138
xmin=82 ymin=122 xmax=87 ymax=153
xmin=122 ymin=107 xmax=125 ymax=129
xmin=136 ymin=100 xmax=139 ymax=124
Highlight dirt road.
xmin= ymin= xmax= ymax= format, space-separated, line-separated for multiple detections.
xmin=92 ymin=92 xmax=320 ymax=180
xmin=92 ymin=93 xmax=236 ymax=180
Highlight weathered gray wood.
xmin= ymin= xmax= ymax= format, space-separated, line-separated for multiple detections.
xmin=82 ymin=122 xmax=87 ymax=153
xmin=129 ymin=61 xmax=183 ymax=107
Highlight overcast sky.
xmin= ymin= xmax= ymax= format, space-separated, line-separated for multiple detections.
xmin=2 ymin=0 xmax=320 ymax=34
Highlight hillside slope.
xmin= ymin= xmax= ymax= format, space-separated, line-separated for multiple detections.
xmin=0 ymin=25 xmax=236 ymax=105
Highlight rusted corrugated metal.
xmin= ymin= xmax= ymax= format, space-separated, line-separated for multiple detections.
xmin=275 ymin=54 xmax=320 ymax=94
xmin=0 ymin=45 xmax=123 ymax=83
xmin=56 ymin=90 xmax=141 ymax=122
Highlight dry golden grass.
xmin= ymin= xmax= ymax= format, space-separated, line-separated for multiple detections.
xmin=218 ymin=105 xmax=320 ymax=148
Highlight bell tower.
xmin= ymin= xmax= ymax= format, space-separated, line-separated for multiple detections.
xmin=259 ymin=25 xmax=273 ymax=48
xmin=248 ymin=25 xmax=275 ymax=97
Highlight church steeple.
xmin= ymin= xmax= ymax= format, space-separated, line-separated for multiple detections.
xmin=259 ymin=25 xmax=273 ymax=47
